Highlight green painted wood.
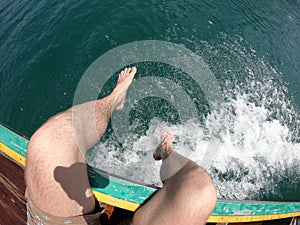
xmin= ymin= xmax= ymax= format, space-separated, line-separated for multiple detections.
xmin=212 ymin=200 xmax=300 ymax=216
xmin=0 ymin=124 xmax=28 ymax=157
xmin=88 ymin=167 xmax=157 ymax=204
xmin=1 ymin=123 xmax=300 ymax=216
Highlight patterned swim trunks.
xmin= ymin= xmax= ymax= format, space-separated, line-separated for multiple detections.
xmin=26 ymin=191 xmax=133 ymax=225
xmin=26 ymin=191 xmax=102 ymax=225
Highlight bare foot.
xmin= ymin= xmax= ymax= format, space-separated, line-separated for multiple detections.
xmin=113 ymin=67 xmax=137 ymax=110
xmin=153 ymin=132 xmax=174 ymax=160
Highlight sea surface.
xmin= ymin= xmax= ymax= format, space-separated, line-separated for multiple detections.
xmin=1 ymin=0 xmax=299 ymax=201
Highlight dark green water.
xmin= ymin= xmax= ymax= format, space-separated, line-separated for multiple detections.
xmin=1 ymin=0 xmax=299 ymax=201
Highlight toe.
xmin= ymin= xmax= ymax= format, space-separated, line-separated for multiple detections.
xmin=153 ymin=150 xmax=162 ymax=160
xmin=130 ymin=67 xmax=137 ymax=75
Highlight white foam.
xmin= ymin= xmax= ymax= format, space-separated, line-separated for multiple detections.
xmin=88 ymin=94 xmax=299 ymax=198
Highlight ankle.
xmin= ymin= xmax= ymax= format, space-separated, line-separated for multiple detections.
xmin=160 ymin=152 xmax=189 ymax=181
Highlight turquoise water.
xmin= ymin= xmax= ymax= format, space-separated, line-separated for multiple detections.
xmin=1 ymin=0 xmax=299 ymax=201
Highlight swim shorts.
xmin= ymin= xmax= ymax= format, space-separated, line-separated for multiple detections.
xmin=26 ymin=191 xmax=133 ymax=225
xmin=26 ymin=191 xmax=102 ymax=225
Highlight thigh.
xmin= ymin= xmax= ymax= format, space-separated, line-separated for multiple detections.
xmin=132 ymin=162 xmax=216 ymax=225
xmin=26 ymin=150 xmax=96 ymax=217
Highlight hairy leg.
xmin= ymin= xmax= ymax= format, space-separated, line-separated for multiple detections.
xmin=133 ymin=132 xmax=217 ymax=225
xmin=25 ymin=67 xmax=136 ymax=217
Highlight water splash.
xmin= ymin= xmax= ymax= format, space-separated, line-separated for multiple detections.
xmin=87 ymin=35 xmax=300 ymax=201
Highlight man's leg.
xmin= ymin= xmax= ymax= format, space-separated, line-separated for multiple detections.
xmin=25 ymin=67 xmax=137 ymax=217
xmin=132 ymin=132 xmax=217 ymax=225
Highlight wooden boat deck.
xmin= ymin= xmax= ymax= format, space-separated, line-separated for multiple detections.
xmin=0 ymin=152 xmax=26 ymax=225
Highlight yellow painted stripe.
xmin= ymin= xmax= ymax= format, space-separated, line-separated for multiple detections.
xmin=92 ymin=190 xmax=140 ymax=211
xmin=0 ymin=142 xmax=26 ymax=167
xmin=207 ymin=212 xmax=300 ymax=223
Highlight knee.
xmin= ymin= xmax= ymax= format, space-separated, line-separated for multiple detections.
xmin=199 ymin=178 xmax=217 ymax=213
xmin=186 ymin=168 xmax=217 ymax=214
